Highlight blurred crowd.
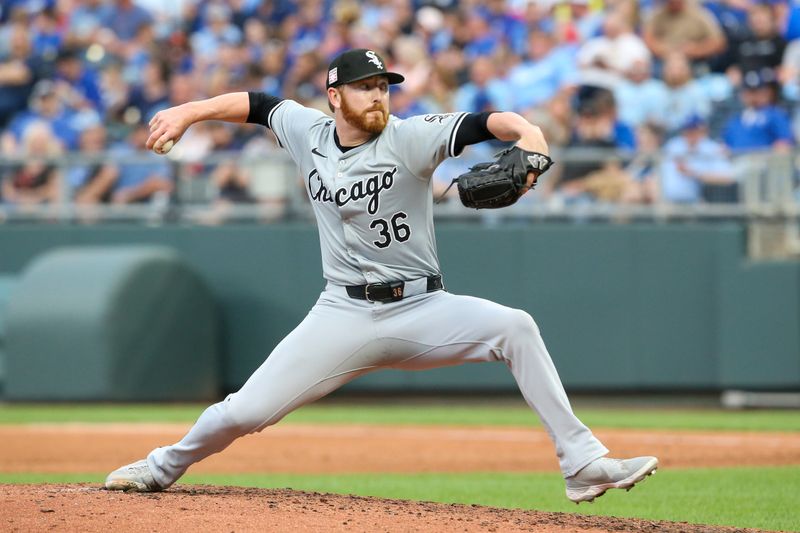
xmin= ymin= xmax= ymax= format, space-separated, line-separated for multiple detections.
xmin=1 ymin=0 xmax=799 ymax=212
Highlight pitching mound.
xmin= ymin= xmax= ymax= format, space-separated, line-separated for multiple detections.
xmin=1 ymin=484 xmax=764 ymax=533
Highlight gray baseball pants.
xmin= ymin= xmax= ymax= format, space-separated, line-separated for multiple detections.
xmin=148 ymin=282 xmax=608 ymax=488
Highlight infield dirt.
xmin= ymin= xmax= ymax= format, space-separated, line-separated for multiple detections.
xmin=1 ymin=423 xmax=798 ymax=532
xmin=0 ymin=484 xmax=770 ymax=533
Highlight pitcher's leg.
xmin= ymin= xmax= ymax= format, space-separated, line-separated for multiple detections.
xmin=147 ymin=295 xmax=378 ymax=488
xmin=383 ymin=292 xmax=608 ymax=477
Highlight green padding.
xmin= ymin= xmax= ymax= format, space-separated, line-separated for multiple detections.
xmin=0 ymin=275 xmax=17 ymax=333
xmin=4 ymin=246 xmax=219 ymax=401
xmin=718 ymin=262 xmax=800 ymax=388
xmin=0 ymin=276 xmax=17 ymax=385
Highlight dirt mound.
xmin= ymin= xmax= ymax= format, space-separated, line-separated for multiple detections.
xmin=1 ymin=484 xmax=767 ymax=533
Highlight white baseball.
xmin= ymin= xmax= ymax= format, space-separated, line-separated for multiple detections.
xmin=155 ymin=139 xmax=175 ymax=155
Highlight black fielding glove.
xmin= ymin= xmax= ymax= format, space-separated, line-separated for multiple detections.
xmin=447 ymin=146 xmax=554 ymax=209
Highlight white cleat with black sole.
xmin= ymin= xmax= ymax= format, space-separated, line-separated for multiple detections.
xmin=565 ymin=456 xmax=658 ymax=504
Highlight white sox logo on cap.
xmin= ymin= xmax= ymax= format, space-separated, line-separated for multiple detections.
xmin=365 ymin=50 xmax=383 ymax=69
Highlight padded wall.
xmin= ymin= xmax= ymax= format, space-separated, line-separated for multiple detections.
xmin=4 ymin=246 xmax=219 ymax=400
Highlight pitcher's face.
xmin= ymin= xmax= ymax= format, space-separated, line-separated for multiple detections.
xmin=336 ymin=75 xmax=390 ymax=134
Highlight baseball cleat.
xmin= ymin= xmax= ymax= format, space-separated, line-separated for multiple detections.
xmin=105 ymin=459 xmax=162 ymax=492
xmin=565 ymin=456 xmax=658 ymax=503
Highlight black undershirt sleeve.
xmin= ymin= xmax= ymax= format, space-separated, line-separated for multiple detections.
xmin=452 ymin=111 xmax=498 ymax=155
xmin=246 ymin=92 xmax=284 ymax=128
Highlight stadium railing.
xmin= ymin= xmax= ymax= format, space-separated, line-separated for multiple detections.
xmin=0 ymin=148 xmax=797 ymax=224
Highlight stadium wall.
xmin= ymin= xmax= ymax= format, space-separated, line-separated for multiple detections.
xmin=0 ymin=222 xmax=797 ymax=397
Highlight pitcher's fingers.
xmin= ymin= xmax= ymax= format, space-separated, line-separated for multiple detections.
xmin=153 ymin=131 xmax=174 ymax=152
xmin=145 ymin=131 xmax=159 ymax=150
xmin=149 ymin=111 xmax=163 ymax=129
xmin=145 ymin=127 xmax=167 ymax=150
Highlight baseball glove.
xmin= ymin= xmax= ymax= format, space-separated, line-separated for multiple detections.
xmin=446 ymin=146 xmax=554 ymax=209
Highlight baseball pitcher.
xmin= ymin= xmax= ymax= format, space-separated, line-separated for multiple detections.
xmin=105 ymin=49 xmax=657 ymax=504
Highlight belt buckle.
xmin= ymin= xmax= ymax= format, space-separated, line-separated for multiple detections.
xmin=364 ymin=282 xmax=404 ymax=303
xmin=364 ymin=283 xmax=377 ymax=303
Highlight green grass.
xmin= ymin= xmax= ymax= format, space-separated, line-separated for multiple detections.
xmin=0 ymin=402 xmax=799 ymax=432
xmin=3 ymin=467 xmax=798 ymax=531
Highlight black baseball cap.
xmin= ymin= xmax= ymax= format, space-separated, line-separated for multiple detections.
xmin=326 ymin=49 xmax=404 ymax=88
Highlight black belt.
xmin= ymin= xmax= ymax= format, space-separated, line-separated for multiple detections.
xmin=346 ymin=275 xmax=444 ymax=303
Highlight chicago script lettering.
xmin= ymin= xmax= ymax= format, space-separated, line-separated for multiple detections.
xmin=307 ymin=167 xmax=397 ymax=215
xmin=307 ymin=169 xmax=333 ymax=202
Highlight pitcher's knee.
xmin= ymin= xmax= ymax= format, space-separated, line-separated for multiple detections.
xmin=509 ymin=309 xmax=541 ymax=339
xmin=223 ymin=394 xmax=285 ymax=435
xmin=214 ymin=395 xmax=266 ymax=435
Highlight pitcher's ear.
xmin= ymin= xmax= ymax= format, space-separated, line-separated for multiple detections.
xmin=328 ymin=88 xmax=341 ymax=110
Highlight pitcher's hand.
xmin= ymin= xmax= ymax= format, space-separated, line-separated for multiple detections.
xmin=146 ymin=104 xmax=195 ymax=152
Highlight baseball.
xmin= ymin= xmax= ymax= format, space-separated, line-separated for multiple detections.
xmin=155 ymin=139 xmax=174 ymax=155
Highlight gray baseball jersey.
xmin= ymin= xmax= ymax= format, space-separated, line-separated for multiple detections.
xmin=267 ymin=100 xmax=467 ymax=286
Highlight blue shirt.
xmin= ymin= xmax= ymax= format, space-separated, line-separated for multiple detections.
xmin=110 ymin=143 xmax=170 ymax=191
xmin=662 ymin=82 xmax=713 ymax=133
xmin=8 ymin=110 xmax=79 ymax=149
xmin=615 ymin=78 xmax=670 ymax=127
xmin=453 ymin=81 xmax=514 ymax=114
xmin=723 ymin=105 xmax=794 ymax=153
xmin=660 ymin=136 xmax=734 ymax=203
xmin=101 ymin=4 xmax=153 ymax=40
xmin=507 ymin=46 xmax=578 ymax=112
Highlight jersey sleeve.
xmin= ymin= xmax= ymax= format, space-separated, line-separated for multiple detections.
xmin=264 ymin=99 xmax=328 ymax=159
xmin=391 ymin=112 xmax=469 ymax=179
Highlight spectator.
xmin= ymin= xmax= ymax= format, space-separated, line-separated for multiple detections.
xmin=577 ymin=9 xmax=652 ymax=89
xmin=281 ymin=49 xmax=325 ymax=106
xmin=728 ymin=2 xmax=785 ymax=89
xmin=119 ymin=19 xmax=159 ymax=85
xmin=574 ymin=85 xmax=636 ymax=150
xmin=453 ymin=55 xmax=513 ymax=114
xmin=3 ymin=79 xmax=77 ymax=152
xmin=390 ymin=35 xmax=432 ymax=100
xmin=462 ymin=9 xmax=503 ymax=60
xmin=64 ymin=0 xmax=109 ymax=50
xmin=1 ymin=120 xmax=63 ymax=205
xmin=660 ymin=115 xmax=736 ymax=203
xmin=181 ymin=121 xmax=257 ymax=212
xmin=414 ymin=6 xmax=449 ymax=55
xmin=53 ymin=47 xmax=102 ymax=112
xmin=390 ymin=85 xmax=435 ymax=119
xmin=660 ymin=51 xmax=713 ymax=133
xmin=479 ymin=0 xmax=528 ymax=56
xmin=507 ymin=29 xmax=578 ymax=113
xmin=621 ymin=121 xmax=665 ymax=204
xmin=614 ymin=58 xmax=670 ymax=128
xmin=643 ymin=0 xmax=727 ymax=71
xmin=126 ymin=58 xmax=170 ymax=123
xmin=29 ymin=6 xmax=63 ymax=63
xmin=101 ymin=0 xmax=154 ymax=42
xmin=525 ymin=87 xmax=575 ymax=148
xmin=552 ymin=87 xmax=634 ymax=202
xmin=109 ymin=123 xmax=172 ymax=205
xmin=553 ymin=0 xmax=605 ymax=45
xmin=258 ymin=39 xmax=287 ymax=96
xmin=285 ymin=0 xmax=327 ymax=60
xmin=318 ymin=0 xmax=359 ymax=59
xmin=190 ymin=3 xmax=243 ymax=64
xmin=69 ymin=121 xmax=118 ymax=205
xmin=723 ymin=72 xmax=794 ymax=154
xmin=0 ymin=23 xmax=41 ymax=129
xmin=703 ymin=0 xmax=752 ymax=73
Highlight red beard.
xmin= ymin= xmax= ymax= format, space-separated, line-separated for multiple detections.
xmin=340 ymin=94 xmax=388 ymax=134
